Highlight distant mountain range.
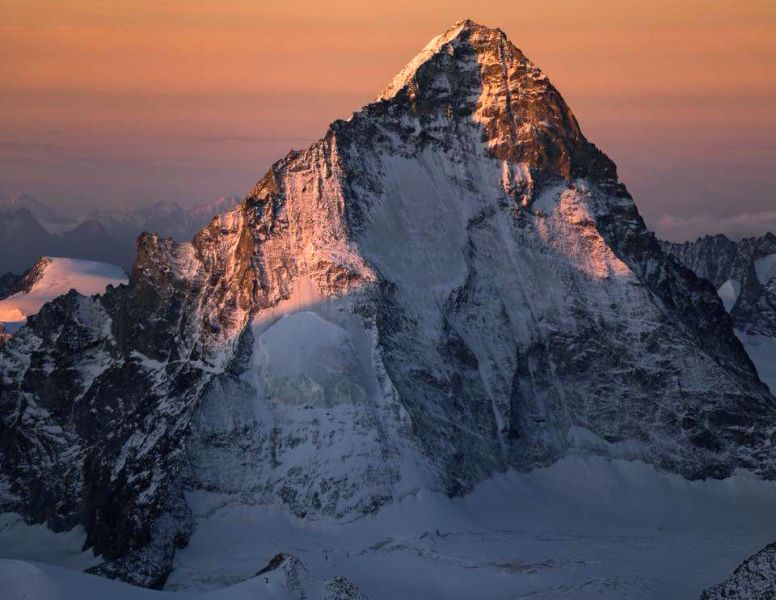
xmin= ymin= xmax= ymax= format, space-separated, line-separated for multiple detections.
xmin=0 ymin=194 xmax=239 ymax=274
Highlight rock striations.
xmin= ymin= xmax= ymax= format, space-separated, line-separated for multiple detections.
xmin=1 ymin=20 xmax=775 ymax=587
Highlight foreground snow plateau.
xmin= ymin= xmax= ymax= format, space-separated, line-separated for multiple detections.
xmin=4 ymin=457 xmax=776 ymax=600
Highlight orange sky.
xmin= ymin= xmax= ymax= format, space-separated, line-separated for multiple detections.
xmin=1 ymin=0 xmax=774 ymax=240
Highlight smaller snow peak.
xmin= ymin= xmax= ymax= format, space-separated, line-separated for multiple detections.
xmin=0 ymin=257 xmax=126 ymax=330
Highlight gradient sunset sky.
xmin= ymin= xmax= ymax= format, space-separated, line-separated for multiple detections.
xmin=1 ymin=0 xmax=774 ymax=240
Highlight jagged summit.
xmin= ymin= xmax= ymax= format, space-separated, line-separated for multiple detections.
xmin=377 ymin=19 xmax=526 ymax=100
xmin=369 ymin=19 xmax=615 ymax=198
xmin=377 ymin=19 xmax=491 ymax=100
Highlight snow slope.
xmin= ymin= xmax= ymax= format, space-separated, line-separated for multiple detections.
xmin=717 ymin=279 xmax=741 ymax=312
xmin=169 ymin=457 xmax=776 ymax=599
xmin=737 ymin=331 xmax=776 ymax=394
xmin=0 ymin=559 xmax=358 ymax=600
xmin=755 ymin=254 xmax=776 ymax=285
xmin=0 ymin=257 xmax=126 ymax=330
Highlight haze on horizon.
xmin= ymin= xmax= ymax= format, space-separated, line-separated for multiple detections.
xmin=1 ymin=0 xmax=774 ymax=242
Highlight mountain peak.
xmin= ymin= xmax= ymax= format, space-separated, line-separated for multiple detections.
xmin=377 ymin=19 xmax=510 ymax=102
xmin=374 ymin=19 xmax=615 ymax=188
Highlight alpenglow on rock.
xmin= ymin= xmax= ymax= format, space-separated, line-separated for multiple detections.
xmin=1 ymin=19 xmax=774 ymax=587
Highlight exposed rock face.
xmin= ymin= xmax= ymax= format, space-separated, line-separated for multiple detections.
xmin=701 ymin=543 xmax=776 ymax=600
xmin=0 ymin=273 xmax=21 ymax=300
xmin=1 ymin=19 xmax=775 ymax=588
xmin=663 ymin=233 xmax=776 ymax=336
xmin=7 ymin=257 xmax=52 ymax=296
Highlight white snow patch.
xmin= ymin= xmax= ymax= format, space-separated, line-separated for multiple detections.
xmin=0 ymin=513 xmax=97 ymax=571
xmin=754 ymin=253 xmax=776 ymax=284
xmin=717 ymin=278 xmax=741 ymax=312
xmin=736 ymin=330 xmax=776 ymax=394
xmin=256 ymin=311 xmax=368 ymax=407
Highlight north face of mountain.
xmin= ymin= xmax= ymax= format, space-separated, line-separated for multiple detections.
xmin=0 ymin=19 xmax=774 ymax=588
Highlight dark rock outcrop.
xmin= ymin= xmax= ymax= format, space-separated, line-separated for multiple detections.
xmin=702 ymin=543 xmax=776 ymax=600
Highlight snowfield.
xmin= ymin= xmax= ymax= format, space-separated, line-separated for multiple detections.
xmin=716 ymin=279 xmax=741 ymax=313
xmin=754 ymin=254 xmax=776 ymax=285
xmin=4 ymin=456 xmax=776 ymax=599
xmin=0 ymin=257 xmax=126 ymax=331
xmin=737 ymin=331 xmax=776 ymax=394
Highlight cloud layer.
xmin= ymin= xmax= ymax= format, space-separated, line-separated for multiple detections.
xmin=654 ymin=211 xmax=776 ymax=242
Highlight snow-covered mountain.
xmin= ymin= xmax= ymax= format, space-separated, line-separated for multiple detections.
xmin=0 ymin=257 xmax=127 ymax=332
xmin=664 ymin=234 xmax=776 ymax=598
xmin=1 ymin=18 xmax=775 ymax=595
xmin=0 ymin=206 xmax=125 ymax=274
